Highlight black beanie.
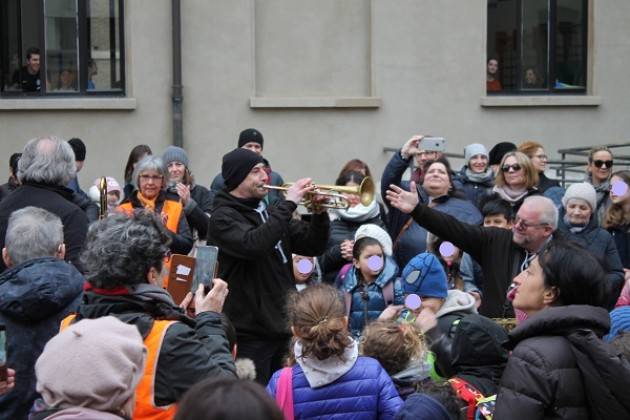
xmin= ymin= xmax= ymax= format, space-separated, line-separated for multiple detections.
xmin=488 ymin=142 xmax=517 ymax=166
xmin=222 ymin=148 xmax=265 ymax=191
xmin=238 ymin=128 xmax=264 ymax=148
xmin=68 ymin=138 xmax=86 ymax=161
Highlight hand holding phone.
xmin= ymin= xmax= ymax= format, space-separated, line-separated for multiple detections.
xmin=194 ymin=278 xmax=229 ymax=315
xmin=419 ymin=136 xmax=446 ymax=152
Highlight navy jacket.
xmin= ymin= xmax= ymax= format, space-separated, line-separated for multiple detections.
xmin=0 ymin=258 xmax=84 ymax=420
xmin=267 ymin=357 xmax=403 ymax=419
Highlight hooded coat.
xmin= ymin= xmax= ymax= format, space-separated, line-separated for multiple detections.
xmin=207 ymin=190 xmax=329 ymax=341
xmin=494 ymin=305 xmax=630 ymax=420
xmin=0 ymin=257 xmax=84 ymax=420
xmin=454 ymin=167 xmax=494 ymax=209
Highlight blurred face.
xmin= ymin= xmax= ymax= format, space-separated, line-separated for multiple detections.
xmin=501 ymin=156 xmax=526 ymax=189
xmin=138 ymin=170 xmax=163 ymax=200
xmin=483 ymin=214 xmax=512 ymax=229
xmin=59 ymin=70 xmax=75 ymax=88
xmin=511 ymin=257 xmax=554 ymax=316
xmin=241 ymin=142 xmax=263 ymax=156
xmin=422 ymin=162 xmax=451 ymax=197
xmin=414 ymin=150 xmax=439 ymax=168
xmin=293 ymin=255 xmax=315 ymax=284
xmin=75 ymin=160 xmax=84 ymax=172
xmin=353 ymin=244 xmax=384 ymax=282
xmin=231 ymin=163 xmax=269 ymax=200
xmin=487 ymin=59 xmax=498 ymax=76
xmin=588 ymin=150 xmax=613 ymax=184
xmin=610 ymin=175 xmax=630 ymax=205
xmin=26 ymin=53 xmax=40 ymax=74
xmin=565 ymin=199 xmax=592 ymax=225
xmin=167 ymin=161 xmax=186 ymax=183
xmin=107 ymin=191 xmax=120 ymax=207
xmin=525 ymin=69 xmax=537 ymax=84
xmin=469 ymin=154 xmax=489 ymax=173
xmin=512 ymin=202 xmax=553 ymax=252
xmin=530 ymin=148 xmax=548 ymax=172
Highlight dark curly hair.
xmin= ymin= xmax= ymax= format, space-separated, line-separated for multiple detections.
xmin=80 ymin=211 xmax=171 ymax=288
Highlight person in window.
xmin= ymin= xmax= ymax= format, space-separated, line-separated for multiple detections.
xmin=486 ymin=58 xmax=502 ymax=92
xmin=11 ymin=47 xmax=42 ymax=92
xmin=492 ymin=151 xmax=540 ymax=212
xmin=57 ymin=68 xmax=77 ymax=91
xmin=586 ymin=146 xmax=614 ymax=224
xmin=87 ymin=59 xmax=97 ymax=90
xmin=523 ymin=67 xmax=542 ymax=88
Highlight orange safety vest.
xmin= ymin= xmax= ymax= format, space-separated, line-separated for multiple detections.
xmin=116 ymin=199 xmax=183 ymax=287
xmin=60 ymin=314 xmax=178 ymax=420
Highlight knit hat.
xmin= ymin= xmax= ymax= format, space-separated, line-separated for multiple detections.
xmin=401 ymin=253 xmax=448 ymax=298
xmin=355 ymin=224 xmax=393 ymax=256
xmin=221 ymin=148 xmax=265 ymax=191
xmin=162 ymin=145 xmax=189 ymax=168
xmin=464 ymin=143 xmax=489 ymax=163
xmin=35 ymin=316 xmax=146 ymax=411
xmin=68 ymin=138 xmax=86 ymax=161
xmin=562 ymin=182 xmax=597 ymax=211
xmin=394 ymin=393 xmax=451 ymax=420
xmin=605 ymin=306 xmax=630 ymax=342
xmin=238 ymin=128 xmax=264 ymax=148
xmin=488 ymin=142 xmax=517 ymax=166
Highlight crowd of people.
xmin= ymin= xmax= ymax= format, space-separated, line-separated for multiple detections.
xmin=0 ymin=129 xmax=630 ymax=420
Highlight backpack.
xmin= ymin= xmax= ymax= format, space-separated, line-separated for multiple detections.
xmin=449 ymin=377 xmax=495 ymax=420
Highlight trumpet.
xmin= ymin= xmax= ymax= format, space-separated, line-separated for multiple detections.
xmin=98 ymin=176 xmax=108 ymax=219
xmin=264 ymin=177 xmax=375 ymax=211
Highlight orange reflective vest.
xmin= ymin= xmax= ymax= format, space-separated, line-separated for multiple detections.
xmin=116 ymin=199 xmax=183 ymax=287
xmin=60 ymin=314 xmax=178 ymax=420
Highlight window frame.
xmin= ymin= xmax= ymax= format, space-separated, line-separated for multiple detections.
xmin=487 ymin=0 xmax=588 ymax=96
xmin=1 ymin=0 xmax=125 ymax=98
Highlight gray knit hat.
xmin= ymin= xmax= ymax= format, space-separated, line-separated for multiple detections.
xmin=36 ymin=316 xmax=146 ymax=412
xmin=162 ymin=145 xmax=189 ymax=168
xmin=562 ymin=182 xmax=597 ymax=211
xmin=464 ymin=143 xmax=489 ymax=163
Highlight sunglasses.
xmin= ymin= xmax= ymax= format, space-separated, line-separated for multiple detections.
xmin=501 ymin=164 xmax=522 ymax=173
xmin=593 ymin=160 xmax=613 ymax=169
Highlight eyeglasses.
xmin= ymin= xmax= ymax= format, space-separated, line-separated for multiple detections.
xmin=139 ymin=174 xmax=163 ymax=182
xmin=593 ymin=160 xmax=613 ymax=169
xmin=514 ymin=216 xmax=549 ymax=230
xmin=534 ymin=154 xmax=548 ymax=161
xmin=501 ymin=164 xmax=522 ymax=173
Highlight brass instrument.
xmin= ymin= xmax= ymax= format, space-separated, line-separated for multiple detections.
xmin=264 ymin=176 xmax=375 ymax=211
xmin=98 ymin=176 xmax=108 ymax=219
xmin=492 ymin=318 xmax=517 ymax=332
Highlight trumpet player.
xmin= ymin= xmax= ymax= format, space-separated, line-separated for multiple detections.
xmin=207 ymin=148 xmax=329 ymax=385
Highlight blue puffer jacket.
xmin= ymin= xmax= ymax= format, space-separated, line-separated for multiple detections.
xmin=381 ymin=151 xmax=483 ymax=268
xmin=0 ymin=257 xmax=84 ymax=420
xmin=342 ymin=256 xmax=402 ymax=337
xmin=267 ymin=356 xmax=403 ymax=419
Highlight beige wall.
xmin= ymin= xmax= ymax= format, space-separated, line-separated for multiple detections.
xmin=1 ymin=0 xmax=629 ymax=190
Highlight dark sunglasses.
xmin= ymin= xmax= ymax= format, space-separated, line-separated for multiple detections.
xmin=501 ymin=164 xmax=522 ymax=173
xmin=593 ymin=160 xmax=613 ymax=169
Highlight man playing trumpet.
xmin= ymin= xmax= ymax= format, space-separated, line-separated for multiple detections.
xmin=207 ymin=148 xmax=330 ymax=384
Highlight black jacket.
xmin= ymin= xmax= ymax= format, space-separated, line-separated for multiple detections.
xmin=319 ymin=214 xmax=385 ymax=284
xmin=0 ymin=178 xmax=19 ymax=202
xmin=0 ymin=258 xmax=84 ymax=420
xmin=609 ymin=225 xmax=630 ymax=268
xmin=536 ymin=172 xmax=561 ymax=194
xmin=558 ymin=212 xmax=625 ymax=309
xmin=0 ymin=182 xmax=88 ymax=272
xmin=409 ymin=203 xmax=524 ymax=318
xmin=207 ymin=190 xmax=329 ymax=341
xmin=184 ymin=184 xmax=212 ymax=241
xmin=494 ymin=305 xmax=628 ymax=420
xmin=120 ymin=190 xmax=193 ymax=255
xmin=72 ymin=284 xmax=236 ymax=406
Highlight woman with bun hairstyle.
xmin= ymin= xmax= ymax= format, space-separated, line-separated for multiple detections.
xmin=267 ymin=284 xmax=402 ymax=419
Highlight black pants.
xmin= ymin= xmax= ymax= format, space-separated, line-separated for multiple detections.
xmin=237 ymin=338 xmax=290 ymax=385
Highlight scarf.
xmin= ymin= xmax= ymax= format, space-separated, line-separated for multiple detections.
xmin=492 ymin=185 xmax=529 ymax=203
xmin=330 ymin=199 xmax=379 ymax=222
xmin=294 ymin=338 xmax=358 ymax=388
xmin=463 ymin=167 xmax=494 ymax=184
xmin=137 ymin=192 xmax=157 ymax=211
xmin=563 ymin=214 xmax=588 ymax=233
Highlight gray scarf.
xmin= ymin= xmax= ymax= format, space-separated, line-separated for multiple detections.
xmin=464 ymin=167 xmax=494 ymax=184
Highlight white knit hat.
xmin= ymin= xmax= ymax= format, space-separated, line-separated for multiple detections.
xmin=36 ymin=316 xmax=146 ymax=412
xmin=562 ymin=182 xmax=597 ymax=211
xmin=355 ymin=224 xmax=393 ymax=256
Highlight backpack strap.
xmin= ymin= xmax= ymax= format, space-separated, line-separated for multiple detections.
xmin=449 ymin=377 xmax=485 ymax=420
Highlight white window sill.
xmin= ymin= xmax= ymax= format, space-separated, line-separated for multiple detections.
xmin=480 ymin=95 xmax=601 ymax=107
xmin=250 ymin=96 xmax=381 ymax=109
xmin=0 ymin=97 xmax=137 ymax=110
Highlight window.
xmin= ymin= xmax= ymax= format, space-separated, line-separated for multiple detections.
xmin=0 ymin=0 xmax=125 ymax=97
xmin=487 ymin=0 xmax=587 ymax=94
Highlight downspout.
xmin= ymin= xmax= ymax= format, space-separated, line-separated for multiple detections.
xmin=171 ymin=0 xmax=184 ymax=147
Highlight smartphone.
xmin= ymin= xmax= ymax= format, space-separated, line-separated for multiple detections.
xmin=419 ymin=136 xmax=446 ymax=152
xmin=0 ymin=325 xmax=7 ymax=382
xmin=193 ymin=245 xmax=219 ymax=293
